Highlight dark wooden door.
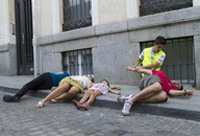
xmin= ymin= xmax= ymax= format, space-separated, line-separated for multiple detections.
xmin=15 ymin=0 xmax=33 ymax=75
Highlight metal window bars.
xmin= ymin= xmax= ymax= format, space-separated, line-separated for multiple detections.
xmin=63 ymin=0 xmax=92 ymax=31
xmin=140 ymin=0 xmax=193 ymax=16
xmin=63 ymin=48 xmax=93 ymax=76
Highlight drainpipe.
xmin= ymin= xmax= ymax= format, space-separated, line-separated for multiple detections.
xmin=32 ymin=0 xmax=40 ymax=77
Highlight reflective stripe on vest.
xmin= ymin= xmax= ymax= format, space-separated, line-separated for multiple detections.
xmin=142 ymin=47 xmax=165 ymax=70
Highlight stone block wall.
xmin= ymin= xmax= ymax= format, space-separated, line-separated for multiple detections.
xmin=0 ymin=44 xmax=17 ymax=76
xmin=38 ymin=7 xmax=200 ymax=87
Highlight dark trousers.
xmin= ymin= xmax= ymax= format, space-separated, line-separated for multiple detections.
xmin=15 ymin=72 xmax=53 ymax=98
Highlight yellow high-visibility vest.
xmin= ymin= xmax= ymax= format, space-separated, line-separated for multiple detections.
xmin=142 ymin=47 xmax=165 ymax=70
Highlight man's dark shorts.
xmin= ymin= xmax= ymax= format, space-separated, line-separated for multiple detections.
xmin=139 ymin=75 xmax=162 ymax=90
xmin=139 ymin=75 xmax=168 ymax=102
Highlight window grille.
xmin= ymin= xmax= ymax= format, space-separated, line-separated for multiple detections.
xmin=140 ymin=0 xmax=193 ymax=16
xmin=63 ymin=0 xmax=92 ymax=31
xmin=63 ymin=48 xmax=93 ymax=76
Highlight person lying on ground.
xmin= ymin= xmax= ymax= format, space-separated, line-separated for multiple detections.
xmin=3 ymin=71 xmax=70 ymax=102
xmin=36 ymin=75 xmax=94 ymax=108
xmin=72 ymin=79 xmax=121 ymax=110
xmin=119 ymin=67 xmax=195 ymax=116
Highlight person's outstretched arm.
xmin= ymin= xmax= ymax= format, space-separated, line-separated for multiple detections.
xmin=125 ymin=67 xmax=152 ymax=75
xmin=168 ymin=89 xmax=195 ymax=96
xmin=110 ymin=85 xmax=121 ymax=90
xmin=108 ymin=88 xmax=121 ymax=95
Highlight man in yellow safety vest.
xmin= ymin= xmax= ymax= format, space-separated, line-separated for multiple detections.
xmin=127 ymin=36 xmax=166 ymax=71
xmin=119 ymin=36 xmax=167 ymax=115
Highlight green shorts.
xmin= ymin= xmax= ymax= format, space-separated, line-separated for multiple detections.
xmin=139 ymin=75 xmax=162 ymax=90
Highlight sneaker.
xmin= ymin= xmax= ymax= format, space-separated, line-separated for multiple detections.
xmin=117 ymin=94 xmax=133 ymax=103
xmin=3 ymin=95 xmax=20 ymax=102
xmin=122 ymin=100 xmax=132 ymax=116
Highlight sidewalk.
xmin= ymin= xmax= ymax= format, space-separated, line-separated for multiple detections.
xmin=0 ymin=75 xmax=199 ymax=121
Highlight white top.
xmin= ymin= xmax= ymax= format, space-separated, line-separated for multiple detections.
xmin=71 ymin=76 xmax=92 ymax=89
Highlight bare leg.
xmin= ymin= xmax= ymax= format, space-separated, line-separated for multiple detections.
xmin=54 ymin=87 xmax=80 ymax=101
xmin=78 ymin=90 xmax=101 ymax=110
xmin=122 ymin=82 xmax=163 ymax=115
xmin=85 ymin=90 xmax=101 ymax=105
xmin=129 ymin=82 xmax=162 ymax=104
xmin=138 ymin=91 xmax=167 ymax=103
xmin=37 ymin=82 xmax=70 ymax=107
xmin=79 ymin=89 xmax=93 ymax=104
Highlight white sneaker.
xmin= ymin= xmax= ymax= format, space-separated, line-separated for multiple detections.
xmin=117 ymin=94 xmax=133 ymax=103
xmin=122 ymin=100 xmax=132 ymax=116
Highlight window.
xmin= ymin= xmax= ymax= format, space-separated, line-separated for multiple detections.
xmin=141 ymin=37 xmax=196 ymax=86
xmin=140 ymin=0 xmax=193 ymax=16
xmin=63 ymin=49 xmax=93 ymax=76
xmin=63 ymin=0 xmax=92 ymax=31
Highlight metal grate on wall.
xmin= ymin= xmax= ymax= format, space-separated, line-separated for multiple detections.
xmin=140 ymin=0 xmax=193 ymax=16
xmin=63 ymin=0 xmax=92 ymax=31
xmin=141 ymin=37 xmax=196 ymax=86
xmin=62 ymin=48 xmax=93 ymax=76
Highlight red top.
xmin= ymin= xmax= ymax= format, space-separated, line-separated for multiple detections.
xmin=152 ymin=70 xmax=177 ymax=92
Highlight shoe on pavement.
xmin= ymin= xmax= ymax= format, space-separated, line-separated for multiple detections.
xmin=72 ymin=100 xmax=81 ymax=110
xmin=122 ymin=100 xmax=132 ymax=116
xmin=79 ymin=103 xmax=89 ymax=110
xmin=36 ymin=101 xmax=45 ymax=108
xmin=118 ymin=94 xmax=133 ymax=103
xmin=3 ymin=95 xmax=20 ymax=102
xmin=50 ymin=99 xmax=58 ymax=103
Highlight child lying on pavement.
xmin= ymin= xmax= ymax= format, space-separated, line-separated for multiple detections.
xmin=73 ymin=79 xmax=121 ymax=110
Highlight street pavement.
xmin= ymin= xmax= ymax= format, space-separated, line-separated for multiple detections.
xmin=0 ymin=91 xmax=200 ymax=136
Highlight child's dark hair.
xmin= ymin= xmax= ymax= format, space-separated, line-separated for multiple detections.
xmin=154 ymin=36 xmax=166 ymax=45
xmin=100 ymin=79 xmax=110 ymax=87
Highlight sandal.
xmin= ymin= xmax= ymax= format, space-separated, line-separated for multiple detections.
xmin=79 ymin=103 xmax=89 ymax=111
xmin=36 ymin=101 xmax=45 ymax=108
xmin=72 ymin=100 xmax=81 ymax=110
xmin=50 ymin=99 xmax=57 ymax=103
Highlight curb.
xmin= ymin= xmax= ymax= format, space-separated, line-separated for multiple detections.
xmin=93 ymin=100 xmax=200 ymax=121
